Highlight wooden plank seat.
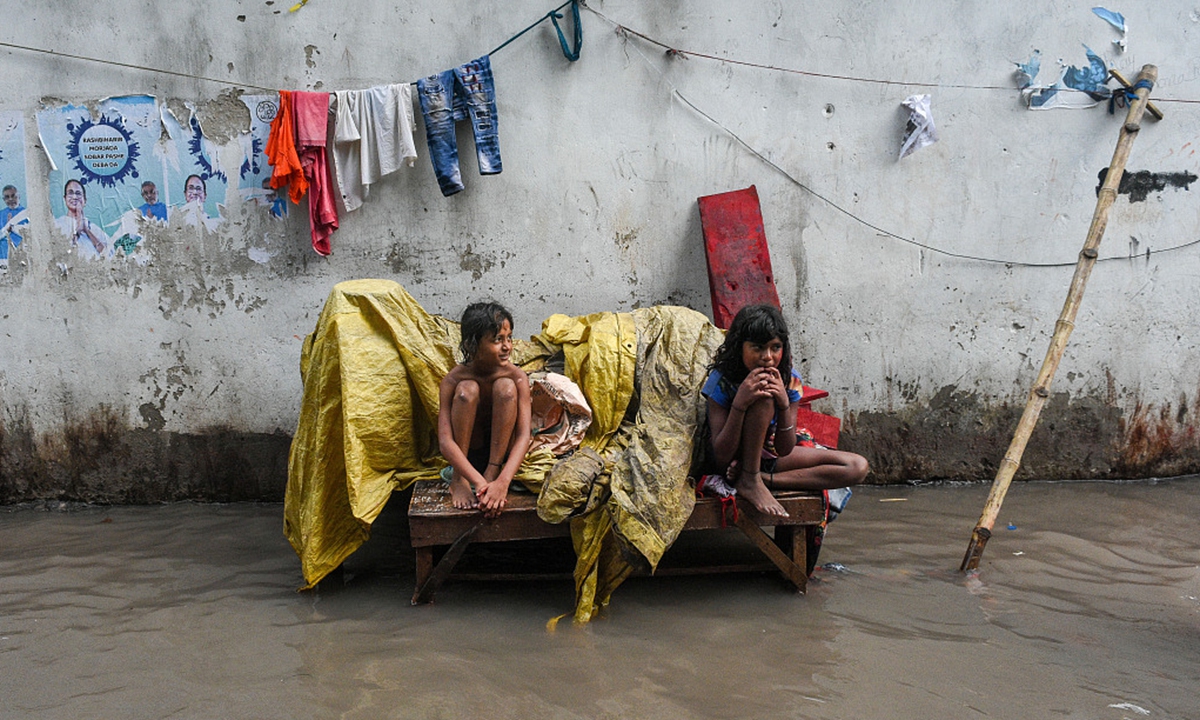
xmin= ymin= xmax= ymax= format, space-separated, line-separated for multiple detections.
xmin=408 ymin=479 xmax=825 ymax=605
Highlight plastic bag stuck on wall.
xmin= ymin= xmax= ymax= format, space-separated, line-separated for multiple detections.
xmin=899 ymin=94 xmax=939 ymax=159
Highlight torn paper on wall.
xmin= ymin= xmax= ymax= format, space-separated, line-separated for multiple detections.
xmin=1014 ymin=50 xmax=1041 ymax=89
xmin=238 ymin=94 xmax=286 ymax=219
xmin=161 ymin=105 xmax=226 ymax=230
xmin=0 ymin=111 xmax=29 ymax=269
xmin=899 ymin=94 xmax=938 ymax=159
xmin=1092 ymin=7 xmax=1126 ymax=33
xmin=1022 ymin=46 xmax=1111 ymax=110
xmin=1092 ymin=7 xmax=1128 ymax=51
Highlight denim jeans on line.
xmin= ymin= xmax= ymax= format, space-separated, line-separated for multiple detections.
xmin=416 ymin=55 xmax=502 ymax=197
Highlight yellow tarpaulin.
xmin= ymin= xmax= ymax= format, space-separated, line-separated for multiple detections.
xmin=555 ymin=306 xmax=724 ymax=622
xmin=285 ymin=279 xmax=723 ymax=621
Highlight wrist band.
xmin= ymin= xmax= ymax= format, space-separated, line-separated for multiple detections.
xmin=777 ymin=425 xmax=794 ymax=433
xmin=488 ymin=461 xmax=503 ymax=467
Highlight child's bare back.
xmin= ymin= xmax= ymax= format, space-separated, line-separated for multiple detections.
xmin=436 ymin=302 xmax=532 ymax=516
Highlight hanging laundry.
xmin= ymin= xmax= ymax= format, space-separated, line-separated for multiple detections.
xmin=333 ymin=83 xmax=418 ymax=212
xmin=416 ymin=55 xmax=502 ymax=197
xmin=293 ymin=91 xmax=339 ymax=256
xmin=266 ymin=90 xmax=308 ymax=203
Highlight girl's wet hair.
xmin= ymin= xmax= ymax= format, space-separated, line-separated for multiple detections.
xmin=459 ymin=301 xmax=514 ymax=363
xmin=710 ymin=304 xmax=793 ymax=384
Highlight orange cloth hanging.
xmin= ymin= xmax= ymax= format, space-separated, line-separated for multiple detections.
xmin=267 ymin=90 xmax=309 ymax=204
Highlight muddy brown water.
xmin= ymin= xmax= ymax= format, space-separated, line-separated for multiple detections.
xmin=3 ymin=479 xmax=1198 ymax=719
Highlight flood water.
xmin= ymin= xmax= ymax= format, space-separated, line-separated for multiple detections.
xmin=3 ymin=478 xmax=1198 ymax=719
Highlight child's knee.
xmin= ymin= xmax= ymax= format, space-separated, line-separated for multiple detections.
xmin=847 ymin=453 xmax=869 ymax=484
xmin=454 ymin=379 xmax=481 ymax=405
xmin=492 ymin=377 xmax=517 ymax=403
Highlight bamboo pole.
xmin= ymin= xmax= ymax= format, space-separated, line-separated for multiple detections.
xmin=960 ymin=64 xmax=1159 ymax=573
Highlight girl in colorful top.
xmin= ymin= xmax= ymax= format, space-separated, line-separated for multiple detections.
xmin=703 ymin=304 xmax=868 ymax=517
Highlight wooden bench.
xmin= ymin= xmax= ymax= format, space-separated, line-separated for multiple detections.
xmin=408 ymin=479 xmax=825 ymax=604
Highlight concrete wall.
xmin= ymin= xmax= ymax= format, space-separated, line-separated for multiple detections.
xmin=2 ymin=1 xmax=1198 ymax=502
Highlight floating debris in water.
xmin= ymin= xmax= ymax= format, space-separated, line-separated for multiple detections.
xmin=1107 ymin=702 xmax=1150 ymax=715
xmin=1007 ymin=523 xmax=1018 ymax=530
xmin=822 ymin=562 xmax=849 ymax=573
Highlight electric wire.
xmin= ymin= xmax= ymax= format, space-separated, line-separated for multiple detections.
xmin=585 ymin=4 xmax=1200 ymax=268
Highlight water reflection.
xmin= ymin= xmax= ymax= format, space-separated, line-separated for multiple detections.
xmin=2 ymin=479 xmax=1198 ymax=718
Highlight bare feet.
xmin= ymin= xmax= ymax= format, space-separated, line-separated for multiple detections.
xmin=448 ymin=474 xmax=480 ymax=509
xmin=734 ymin=471 xmax=789 ymax=517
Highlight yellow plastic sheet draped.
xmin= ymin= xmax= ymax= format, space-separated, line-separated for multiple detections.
xmin=284 ymin=279 xmax=554 ymax=589
xmin=286 ymin=280 xmax=723 ymax=622
xmin=544 ymin=307 xmax=725 ymax=622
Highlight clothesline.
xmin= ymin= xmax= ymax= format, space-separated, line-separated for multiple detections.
xmin=6 ymin=4 xmax=1197 ymax=267
xmin=3 ymin=2 xmax=1196 ymax=104
xmin=586 ymin=4 xmax=1200 ymax=268
xmin=584 ymin=5 xmax=1198 ymax=105
xmin=0 ymin=0 xmax=581 ymax=95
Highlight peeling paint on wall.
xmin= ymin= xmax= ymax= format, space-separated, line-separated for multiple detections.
xmin=457 ymin=243 xmax=495 ymax=280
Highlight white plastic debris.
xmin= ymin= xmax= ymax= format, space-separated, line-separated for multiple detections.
xmin=899 ymin=94 xmax=938 ymax=159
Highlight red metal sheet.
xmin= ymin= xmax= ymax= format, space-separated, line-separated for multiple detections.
xmin=697 ymin=185 xmax=781 ymax=329
xmin=797 ymin=407 xmax=840 ymax=449
xmin=699 ymin=186 xmax=840 ymax=448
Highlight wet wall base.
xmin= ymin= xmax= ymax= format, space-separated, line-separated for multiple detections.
xmin=845 ymin=385 xmax=1200 ymax=483
xmin=0 ymin=406 xmax=290 ymax=504
xmin=4 ymin=386 xmax=1200 ymax=503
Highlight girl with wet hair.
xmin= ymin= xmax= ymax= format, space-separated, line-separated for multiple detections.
xmin=438 ymin=301 xmax=530 ymax=516
xmin=458 ymin=301 xmax=514 ymax=363
xmin=703 ymin=304 xmax=868 ymax=517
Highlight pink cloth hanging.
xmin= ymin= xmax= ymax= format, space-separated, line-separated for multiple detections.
xmin=292 ymin=91 xmax=339 ymax=256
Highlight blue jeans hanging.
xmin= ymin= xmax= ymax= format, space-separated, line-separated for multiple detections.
xmin=417 ymin=55 xmax=502 ymax=197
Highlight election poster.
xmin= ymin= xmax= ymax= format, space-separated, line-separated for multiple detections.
xmin=160 ymin=104 xmax=228 ymax=232
xmin=238 ymin=94 xmax=286 ymax=219
xmin=36 ymin=95 xmax=162 ymax=260
xmin=0 ymin=111 xmax=29 ymax=269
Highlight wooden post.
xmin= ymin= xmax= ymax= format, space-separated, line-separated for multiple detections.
xmin=960 ymin=64 xmax=1160 ymax=573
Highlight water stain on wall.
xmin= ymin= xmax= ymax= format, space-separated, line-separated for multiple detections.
xmin=1116 ymin=386 xmax=1200 ymax=476
xmin=845 ymin=384 xmax=1200 ymax=483
xmin=5 ymin=381 xmax=1198 ymax=504
xmin=0 ymin=405 xmax=289 ymax=504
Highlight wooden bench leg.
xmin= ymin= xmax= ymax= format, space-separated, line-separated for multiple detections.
xmin=411 ymin=521 xmax=482 ymax=605
xmin=773 ymin=526 xmax=808 ymax=594
xmin=414 ymin=547 xmax=433 ymax=598
xmin=733 ymin=514 xmax=806 ymax=592
xmin=805 ymin=525 xmax=820 ymax=578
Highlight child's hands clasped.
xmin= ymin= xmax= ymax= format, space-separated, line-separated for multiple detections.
xmin=733 ymin=367 xmax=789 ymax=412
